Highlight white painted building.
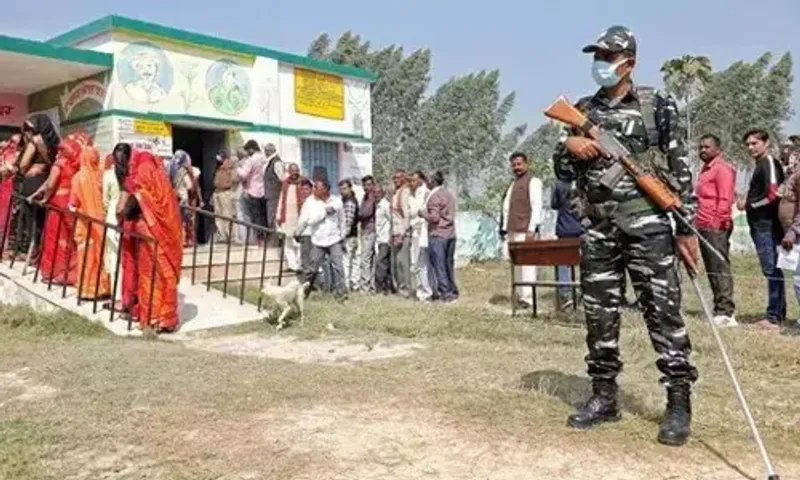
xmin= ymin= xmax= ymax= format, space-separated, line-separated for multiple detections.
xmin=1 ymin=15 xmax=375 ymax=194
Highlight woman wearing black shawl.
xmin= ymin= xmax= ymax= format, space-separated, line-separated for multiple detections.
xmin=4 ymin=114 xmax=60 ymax=261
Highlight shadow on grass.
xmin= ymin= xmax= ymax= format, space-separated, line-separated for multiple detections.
xmin=519 ymin=369 xmax=660 ymax=423
xmin=697 ymin=440 xmax=758 ymax=480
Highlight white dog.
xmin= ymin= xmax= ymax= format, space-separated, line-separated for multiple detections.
xmin=261 ymin=279 xmax=309 ymax=330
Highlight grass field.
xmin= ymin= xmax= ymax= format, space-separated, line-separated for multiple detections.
xmin=1 ymin=255 xmax=799 ymax=479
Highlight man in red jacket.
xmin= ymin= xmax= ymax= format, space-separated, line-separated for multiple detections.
xmin=694 ymin=134 xmax=737 ymax=327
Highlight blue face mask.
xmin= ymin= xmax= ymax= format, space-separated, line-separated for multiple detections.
xmin=591 ymin=59 xmax=627 ymax=87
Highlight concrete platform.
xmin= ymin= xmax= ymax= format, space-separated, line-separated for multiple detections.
xmin=0 ymin=260 xmax=269 ymax=339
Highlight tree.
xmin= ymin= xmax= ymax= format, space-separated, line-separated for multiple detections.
xmin=661 ymin=55 xmax=713 ymax=169
xmin=307 ymin=33 xmax=431 ymax=183
xmin=692 ymin=52 xmax=793 ymax=164
xmin=463 ymin=122 xmax=562 ymax=213
xmin=307 ymin=33 xmax=516 ymax=198
xmin=661 ymin=55 xmax=713 ymax=105
xmin=402 ymin=70 xmax=510 ymax=196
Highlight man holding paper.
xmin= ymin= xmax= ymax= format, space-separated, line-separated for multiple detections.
xmin=779 ymin=144 xmax=800 ymax=336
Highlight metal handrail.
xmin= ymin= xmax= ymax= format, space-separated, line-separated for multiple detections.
xmin=1 ymin=190 xmax=159 ymax=332
xmin=180 ymin=205 xmax=285 ymax=310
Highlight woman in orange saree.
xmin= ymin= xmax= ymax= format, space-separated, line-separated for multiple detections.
xmin=30 ymin=137 xmax=81 ymax=285
xmin=116 ymin=145 xmax=183 ymax=332
xmin=68 ymin=145 xmax=110 ymax=299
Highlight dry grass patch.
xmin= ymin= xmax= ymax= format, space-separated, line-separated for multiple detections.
xmin=1 ymin=256 xmax=799 ymax=478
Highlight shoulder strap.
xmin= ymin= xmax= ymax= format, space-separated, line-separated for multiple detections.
xmin=634 ymin=86 xmax=660 ymax=148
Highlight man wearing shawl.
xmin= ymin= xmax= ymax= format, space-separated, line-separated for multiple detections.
xmin=69 ymin=145 xmax=111 ymax=299
xmin=276 ymin=162 xmax=307 ymax=271
xmin=115 ymin=144 xmax=183 ymax=332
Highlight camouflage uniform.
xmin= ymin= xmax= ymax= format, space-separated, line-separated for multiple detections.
xmin=553 ymin=86 xmax=699 ymax=388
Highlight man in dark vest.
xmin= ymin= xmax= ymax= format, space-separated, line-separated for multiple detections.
xmin=262 ymin=143 xmax=285 ymax=246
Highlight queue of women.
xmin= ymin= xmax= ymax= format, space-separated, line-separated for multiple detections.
xmin=0 ymin=114 xmax=183 ymax=333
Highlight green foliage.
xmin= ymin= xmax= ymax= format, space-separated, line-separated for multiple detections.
xmin=307 ymin=32 xmax=563 ymax=213
xmin=661 ymin=55 xmax=713 ymax=103
xmin=692 ymin=52 xmax=794 ymax=164
xmin=307 ymin=33 xmax=431 ymax=184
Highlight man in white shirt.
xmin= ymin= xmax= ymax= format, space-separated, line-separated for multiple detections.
xmin=296 ymin=178 xmax=346 ymax=299
xmin=409 ymin=171 xmax=433 ymax=301
xmin=374 ymin=185 xmax=393 ymax=294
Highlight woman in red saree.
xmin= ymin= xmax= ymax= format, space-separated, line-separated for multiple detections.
xmin=115 ymin=144 xmax=183 ymax=332
xmin=0 ymin=135 xmax=22 ymax=243
xmin=69 ymin=145 xmax=110 ymax=299
xmin=30 ymin=136 xmax=81 ymax=285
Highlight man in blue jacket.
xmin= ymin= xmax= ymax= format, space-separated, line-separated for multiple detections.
xmin=550 ymin=180 xmax=583 ymax=309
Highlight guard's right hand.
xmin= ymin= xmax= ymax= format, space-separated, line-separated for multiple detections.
xmin=565 ymin=136 xmax=603 ymax=161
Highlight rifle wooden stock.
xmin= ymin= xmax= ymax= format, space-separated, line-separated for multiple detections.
xmin=545 ymin=95 xmax=684 ymax=213
xmin=544 ymin=97 xmax=600 ymax=138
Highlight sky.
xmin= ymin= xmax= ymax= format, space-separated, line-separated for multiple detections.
xmin=4 ymin=0 xmax=800 ymax=134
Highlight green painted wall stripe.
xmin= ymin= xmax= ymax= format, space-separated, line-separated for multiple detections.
xmin=47 ymin=15 xmax=378 ymax=82
xmin=60 ymin=109 xmax=372 ymax=143
xmin=0 ymin=33 xmax=113 ymax=67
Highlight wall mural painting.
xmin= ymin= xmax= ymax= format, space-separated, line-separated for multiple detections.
xmin=178 ymin=61 xmax=201 ymax=113
xmin=255 ymin=78 xmax=275 ymax=123
xmin=59 ymin=74 xmax=108 ymax=121
xmin=346 ymin=79 xmax=369 ymax=137
xmin=116 ymin=42 xmax=174 ymax=105
xmin=206 ymin=60 xmax=252 ymax=116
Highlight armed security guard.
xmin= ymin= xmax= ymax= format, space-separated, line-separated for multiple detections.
xmin=553 ymin=26 xmax=699 ymax=446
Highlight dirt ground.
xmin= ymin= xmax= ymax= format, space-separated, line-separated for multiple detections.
xmin=1 ymin=257 xmax=799 ymax=479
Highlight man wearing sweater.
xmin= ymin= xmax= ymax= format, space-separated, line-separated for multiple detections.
xmin=742 ymin=129 xmax=785 ymax=330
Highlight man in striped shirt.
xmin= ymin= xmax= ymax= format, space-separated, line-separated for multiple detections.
xmin=339 ymin=179 xmax=360 ymax=291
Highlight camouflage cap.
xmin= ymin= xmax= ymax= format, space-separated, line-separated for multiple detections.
xmin=582 ymin=26 xmax=637 ymax=56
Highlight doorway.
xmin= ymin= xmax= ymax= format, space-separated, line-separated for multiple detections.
xmin=171 ymin=125 xmax=226 ymax=244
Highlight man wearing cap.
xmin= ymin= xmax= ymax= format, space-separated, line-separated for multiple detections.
xmin=553 ymin=26 xmax=699 ymax=446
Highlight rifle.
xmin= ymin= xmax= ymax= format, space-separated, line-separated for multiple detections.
xmin=544 ymin=96 xmax=726 ymax=264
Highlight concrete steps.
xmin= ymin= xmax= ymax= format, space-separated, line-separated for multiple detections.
xmin=0 ymin=253 xmax=272 ymax=338
xmin=180 ymin=244 xmax=288 ymax=284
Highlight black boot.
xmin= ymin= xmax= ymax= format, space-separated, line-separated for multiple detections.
xmin=567 ymin=379 xmax=621 ymax=429
xmin=658 ymin=383 xmax=692 ymax=446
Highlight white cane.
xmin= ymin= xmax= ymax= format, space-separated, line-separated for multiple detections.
xmin=687 ymin=268 xmax=780 ymax=480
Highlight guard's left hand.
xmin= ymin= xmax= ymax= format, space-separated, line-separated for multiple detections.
xmin=676 ymin=235 xmax=699 ymax=275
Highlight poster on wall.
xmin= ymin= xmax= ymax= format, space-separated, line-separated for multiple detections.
xmin=0 ymin=94 xmax=27 ymax=127
xmin=340 ymin=142 xmax=372 ymax=181
xmin=294 ymin=67 xmax=345 ymax=120
xmin=117 ymin=117 xmax=173 ymax=157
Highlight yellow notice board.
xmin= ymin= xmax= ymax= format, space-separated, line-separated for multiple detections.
xmin=134 ymin=118 xmax=171 ymax=137
xmin=294 ymin=67 xmax=345 ymax=120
